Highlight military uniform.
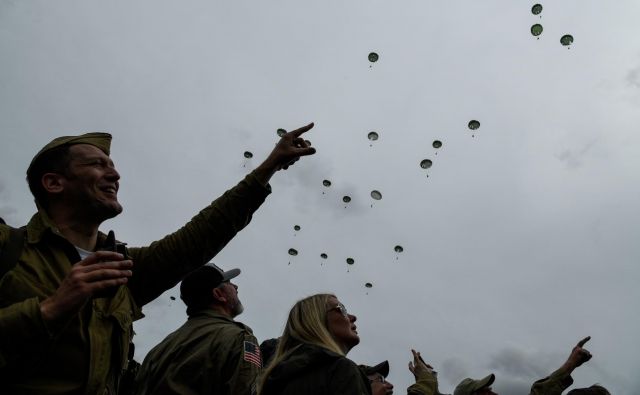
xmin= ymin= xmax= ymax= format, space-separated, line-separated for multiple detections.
xmin=529 ymin=367 xmax=574 ymax=395
xmin=0 ymin=172 xmax=270 ymax=395
xmin=407 ymin=370 xmax=439 ymax=395
xmin=260 ymin=343 xmax=371 ymax=395
xmin=135 ymin=310 xmax=261 ymax=395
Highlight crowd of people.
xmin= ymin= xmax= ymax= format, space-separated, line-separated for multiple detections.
xmin=0 ymin=129 xmax=610 ymax=394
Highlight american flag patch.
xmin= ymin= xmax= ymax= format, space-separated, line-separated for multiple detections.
xmin=244 ymin=341 xmax=262 ymax=367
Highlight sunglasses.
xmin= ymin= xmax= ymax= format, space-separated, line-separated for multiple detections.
xmin=368 ymin=374 xmax=386 ymax=384
xmin=327 ymin=302 xmax=348 ymax=317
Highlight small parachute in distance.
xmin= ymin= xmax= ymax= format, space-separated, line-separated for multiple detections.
xmin=320 ymin=253 xmax=328 ymax=259
xmin=322 ymin=179 xmax=332 ymax=195
xmin=468 ymin=120 xmax=481 ymax=130
xmin=304 ymin=140 xmax=312 ymax=146
xmin=368 ymin=131 xmax=379 ymax=141
xmin=560 ymin=34 xmax=574 ymax=47
xmin=370 ymin=190 xmax=382 ymax=200
xmin=343 ymin=195 xmax=351 ymax=203
xmin=346 ymin=257 xmax=355 ymax=265
xmin=394 ymin=245 xmax=404 ymax=253
xmin=368 ymin=52 xmax=379 ymax=63
xmin=432 ymin=140 xmax=442 ymax=149
xmin=288 ymin=248 xmax=298 ymax=256
xmin=420 ymin=159 xmax=433 ymax=169
xmin=365 ymin=282 xmax=373 ymax=288
xmin=243 ymin=151 xmax=253 ymax=159
xmin=277 ymin=128 xmax=287 ymax=137
xmin=531 ymin=24 xmax=543 ymax=37
xmin=294 ymin=225 xmax=301 ymax=231
xmin=531 ymin=4 xmax=543 ymax=15
xmin=170 ymin=296 xmax=176 ymax=301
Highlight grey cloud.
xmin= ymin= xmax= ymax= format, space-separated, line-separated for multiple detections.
xmin=626 ymin=66 xmax=640 ymax=88
xmin=492 ymin=378 xmax=531 ymax=394
xmin=440 ymin=357 xmax=470 ymax=387
xmin=555 ymin=139 xmax=598 ymax=169
xmin=487 ymin=347 xmax=548 ymax=380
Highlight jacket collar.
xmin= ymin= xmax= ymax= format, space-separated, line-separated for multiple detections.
xmin=25 ymin=209 xmax=109 ymax=248
xmin=25 ymin=209 xmax=62 ymax=244
xmin=188 ymin=309 xmax=235 ymax=322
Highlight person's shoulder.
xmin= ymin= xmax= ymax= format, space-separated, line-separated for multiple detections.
xmin=330 ymin=355 xmax=359 ymax=370
xmin=328 ymin=356 xmax=370 ymax=394
xmin=198 ymin=317 xmax=253 ymax=341
xmin=0 ymin=223 xmax=9 ymax=243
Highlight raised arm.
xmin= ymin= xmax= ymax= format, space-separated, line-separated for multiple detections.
xmin=407 ymin=349 xmax=439 ymax=395
xmin=529 ymin=336 xmax=593 ymax=395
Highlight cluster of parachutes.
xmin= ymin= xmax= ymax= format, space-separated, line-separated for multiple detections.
xmin=529 ymin=4 xmax=574 ymax=47
xmin=238 ymin=7 xmax=577 ymax=294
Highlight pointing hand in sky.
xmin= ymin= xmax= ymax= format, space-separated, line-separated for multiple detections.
xmin=254 ymin=122 xmax=316 ymax=185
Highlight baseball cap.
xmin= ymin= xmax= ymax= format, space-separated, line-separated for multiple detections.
xmin=360 ymin=360 xmax=390 ymax=378
xmin=180 ymin=263 xmax=240 ymax=308
xmin=454 ymin=374 xmax=495 ymax=395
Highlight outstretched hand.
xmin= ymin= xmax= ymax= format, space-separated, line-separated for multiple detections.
xmin=40 ymin=251 xmax=133 ymax=324
xmin=565 ymin=336 xmax=593 ymax=369
xmin=253 ymin=122 xmax=316 ymax=184
xmin=408 ymin=349 xmax=435 ymax=379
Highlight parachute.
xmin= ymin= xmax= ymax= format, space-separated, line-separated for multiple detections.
xmin=323 ymin=179 xmax=332 ymax=187
xmin=531 ymin=4 xmax=543 ymax=15
xmin=288 ymin=248 xmax=298 ymax=256
xmin=370 ymin=190 xmax=382 ymax=200
xmin=294 ymin=225 xmax=301 ymax=231
xmin=394 ymin=245 xmax=404 ymax=253
xmin=560 ymin=34 xmax=574 ymax=46
xmin=531 ymin=24 xmax=543 ymax=37
xmin=420 ymin=159 xmax=433 ymax=169
xmin=368 ymin=52 xmax=379 ymax=63
xmin=432 ymin=140 xmax=442 ymax=149
xmin=346 ymin=258 xmax=355 ymax=265
xmin=243 ymin=151 xmax=253 ymax=159
xmin=343 ymin=196 xmax=352 ymax=203
xmin=320 ymin=253 xmax=328 ymax=259
xmin=365 ymin=282 xmax=373 ymax=288
xmin=277 ymin=128 xmax=286 ymax=137
xmin=368 ymin=131 xmax=379 ymax=141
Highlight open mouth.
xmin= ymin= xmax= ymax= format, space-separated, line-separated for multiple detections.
xmin=100 ymin=185 xmax=118 ymax=195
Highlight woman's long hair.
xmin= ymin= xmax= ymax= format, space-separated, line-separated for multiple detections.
xmin=257 ymin=293 xmax=345 ymax=394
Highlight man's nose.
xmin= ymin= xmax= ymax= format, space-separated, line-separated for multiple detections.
xmin=106 ymin=165 xmax=120 ymax=180
xmin=348 ymin=314 xmax=357 ymax=322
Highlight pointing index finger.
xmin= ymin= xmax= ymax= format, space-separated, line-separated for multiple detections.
xmin=288 ymin=122 xmax=314 ymax=138
xmin=577 ymin=336 xmax=591 ymax=348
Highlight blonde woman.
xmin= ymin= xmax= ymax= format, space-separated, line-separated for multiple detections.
xmin=258 ymin=293 xmax=371 ymax=395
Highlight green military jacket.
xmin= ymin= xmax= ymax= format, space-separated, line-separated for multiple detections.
xmin=0 ymin=173 xmax=270 ymax=395
xmin=135 ymin=310 xmax=261 ymax=395
xmin=260 ymin=343 xmax=371 ymax=395
xmin=407 ymin=370 xmax=438 ymax=395
xmin=529 ymin=367 xmax=574 ymax=395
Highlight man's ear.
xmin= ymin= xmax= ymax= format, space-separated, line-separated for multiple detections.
xmin=212 ymin=287 xmax=227 ymax=303
xmin=41 ymin=173 xmax=65 ymax=194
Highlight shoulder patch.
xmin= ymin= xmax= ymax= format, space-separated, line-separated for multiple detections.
xmin=243 ymin=340 xmax=262 ymax=367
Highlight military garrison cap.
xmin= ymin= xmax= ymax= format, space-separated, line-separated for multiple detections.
xmin=454 ymin=374 xmax=495 ymax=395
xmin=27 ymin=132 xmax=112 ymax=175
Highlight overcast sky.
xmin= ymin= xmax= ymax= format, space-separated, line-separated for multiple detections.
xmin=1 ymin=1 xmax=639 ymax=394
